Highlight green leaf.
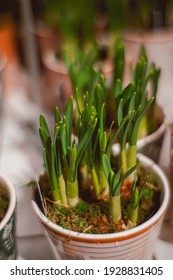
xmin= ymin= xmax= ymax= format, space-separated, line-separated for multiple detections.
xmin=53 ymin=125 xmax=60 ymax=145
xmin=64 ymin=96 xmax=73 ymax=145
xmin=50 ymin=142 xmax=58 ymax=191
xmin=112 ymin=167 xmax=123 ymax=196
xmin=39 ymin=127 xmax=49 ymax=148
xmin=99 ymin=103 xmax=105 ymax=141
xmin=102 ymin=154 xmax=111 ymax=181
xmin=74 ymin=118 xmax=97 ymax=179
xmin=43 ymin=148 xmax=48 ymax=172
xmin=120 ymin=164 xmax=138 ymax=183
xmin=94 ymin=84 xmax=105 ymax=118
xmin=121 ymin=111 xmax=134 ymax=149
xmin=54 ymin=107 xmax=61 ymax=124
xmin=122 ymin=83 xmax=135 ymax=105
xmin=114 ymin=79 xmax=122 ymax=100
xmin=60 ymin=123 xmax=68 ymax=157
xmin=130 ymin=97 xmax=154 ymax=145
xmin=117 ymin=98 xmax=123 ymax=126
xmin=69 ymin=142 xmax=77 ymax=176
xmin=39 ymin=115 xmax=50 ymax=137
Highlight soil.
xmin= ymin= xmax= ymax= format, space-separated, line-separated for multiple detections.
xmin=0 ymin=186 xmax=8 ymax=223
xmin=35 ymin=166 xmax=161 ymax=234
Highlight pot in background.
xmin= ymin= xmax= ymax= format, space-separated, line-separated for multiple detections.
xmin=0 ymin=174 xmax=17 ymax=260
xmin=42 ymin=50 xmax=72 ymax=113
xmin=32 ymin=154 xmax=170 ymax=260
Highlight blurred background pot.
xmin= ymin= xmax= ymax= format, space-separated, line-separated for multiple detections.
xmin=32 ymin=154 xmax=169 ymax=260
xmin=42 ymin=50 xmax=72 ymax=113
xmin=0 ymin=174 xmax=16 ymax=260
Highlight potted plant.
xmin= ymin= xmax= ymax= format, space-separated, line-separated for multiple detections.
xmin=32 ymin=76 xmax=169 ymax=259
xmin=0 ymin=174 xmax=16 ymax=260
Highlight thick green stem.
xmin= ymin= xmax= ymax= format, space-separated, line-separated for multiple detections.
xmin=91 ymin=167 xmax=101 ymax=198
xmin=67 ymin=179 xmax=79 ymax=206
xmin=109 ymin=195 xmax=121 ymax=223
xmin=138 ymin=115 xmax=148 ymax=139
xmin=127 ymin=189 xmax=139 ymax=229
xmin=127 ymin=145 xmax=137 ymax=181
xmin=99 ymin=166 xmax=109 ymax=198
xmin=120 ymin=148 xmax=127 ymax=175
xmin=51 ymin=189 xmax=61 ymax=202
xmin=58 ymin=174 xmax=68 ymax=205
xmin=127 ymin=145 xmax=137 ymax=168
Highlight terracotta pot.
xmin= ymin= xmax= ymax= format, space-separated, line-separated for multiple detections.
xmin=32 ymin=153 xmax=169 ymax=260
xmin=42 ymin=50 xmax=72 ymax=112
xmin=0 ymin=174 xmax=17 ymax=260
xmin=32 ymin=27 xmax=60 ymax=53
xmin=31 ymin=24 xmax=61 ymax=70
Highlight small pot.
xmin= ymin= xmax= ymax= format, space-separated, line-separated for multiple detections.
xmin=0 ymin=174 xmax=16 ymax=260
xmin=32 ymin=154 xmax=170 ymax=260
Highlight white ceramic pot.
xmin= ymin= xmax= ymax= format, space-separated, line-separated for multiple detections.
xmin=32 ymin=154 xmax=170 ymax=260
xmin=0 ymin=174 xmax=16 ymax=260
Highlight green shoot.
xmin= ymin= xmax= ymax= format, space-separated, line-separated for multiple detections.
xmin=127 ymin=174 xmax=149 ymax=229
xmin=102 ymin=154 xmax=138 ymax=223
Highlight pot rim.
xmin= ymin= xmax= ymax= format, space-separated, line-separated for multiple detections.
xmin=0 ymin=174 xmax=16 ymax=231
xmin=32 ymin=153 xmax=170 ymax=242
xmin=122 ymin=27 xmax=173 ymax=44
xmin=43 ymin=50 xmax=67 ymax=75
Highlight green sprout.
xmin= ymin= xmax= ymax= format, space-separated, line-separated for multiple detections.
xmin=102 ymin=154 xmax=138 ymax=224
xmin=127 ymin=174 xmax=149 ymax=229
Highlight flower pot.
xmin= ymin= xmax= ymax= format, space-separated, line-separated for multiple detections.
xmin=42 ymin=50 xmax=72 ymax=112
xmin=32 ymin=153 xmax=169 ymax=260
xmin=0 ymin=174 xmax=17 ymax=260
xmin=31 ymin=25 xmax=61 ymax=70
